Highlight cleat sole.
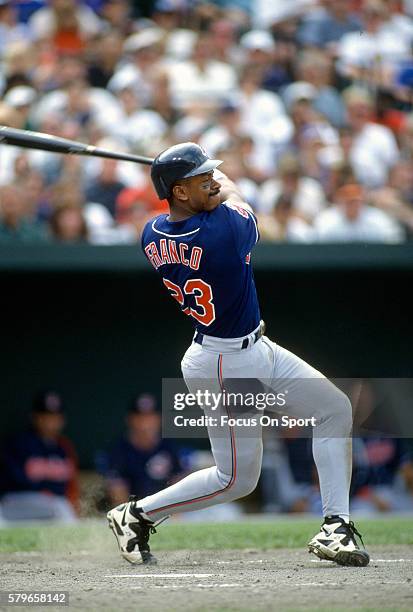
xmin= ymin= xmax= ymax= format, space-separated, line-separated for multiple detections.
xmin=334 ymin=549 xmax=370 ymax=567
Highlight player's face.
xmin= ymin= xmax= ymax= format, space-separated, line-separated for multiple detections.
xmin=32 ymin=413 xmax=65 ymax=440
xmin=127 ymin=413 xmax=161 ymax=449
xmin=173 ymin=171 xmax=221 ymax=214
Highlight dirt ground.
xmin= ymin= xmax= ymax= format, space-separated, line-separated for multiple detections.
xmin=1 ymin=547 xmax=413 ymax=612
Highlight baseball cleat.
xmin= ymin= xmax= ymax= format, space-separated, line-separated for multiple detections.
xmin=308 ymin=516 xmax=370 ymax=567
xmin=107 ymin=497 xmax=159 ymax=565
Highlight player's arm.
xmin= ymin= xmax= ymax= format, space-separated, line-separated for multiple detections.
xmin=214 ymin=169 xmax=254 ymax=213
xmin=215 ymin=169 xmax=260 ymax=256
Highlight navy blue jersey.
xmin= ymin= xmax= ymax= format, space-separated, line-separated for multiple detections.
xmin=0 ymin=429 xmax=77 ymax=499
xmin=141 ymin=202 xmax=261 ymax=338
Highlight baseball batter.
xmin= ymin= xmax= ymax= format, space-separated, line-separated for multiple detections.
xmin=107 ymin=143 xmax=369 ymax=567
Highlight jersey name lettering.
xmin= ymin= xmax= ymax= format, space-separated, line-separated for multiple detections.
xmin=145 ymin=240 xmax=203 ymax=271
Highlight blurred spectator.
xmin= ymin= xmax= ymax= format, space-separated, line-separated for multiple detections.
xmin=295 ymin=50 xmax=346 ymax=127
xmin=85 ymin=157 xmax=126 ymax=218
xmin=100 ymin=393 xmax=184 ymax=507
xmin=257 ymin=154 xmax=326 ymax=222
xmin=47 ymin=176 xmax=133 ymax=244
xmin=239 ymin=28 xmax=276 ymax=74
xmin=351 ymin=437 xmax=413 ymax=514
xmin=336 ymin=0 xmax=412 ymax=83
xmin=116 ymin=182 xmax=168 ymax=238
xmin=257 ymin=193 xmax=313 ymax=242
xmin=166 ymin=31 xmax=237 ymax=112
xmin=149 ymin=63 xmax=180 ymax=125
xmin=49 ymin=204 xmax=88 ymax=242
xmin=33 ymin=77 xmax=123 ymax=138
xmin=343 ymin=86 xmax=400 ymax=188
xmin=87 ymin=31 xmax=124 ymax=89
xmin=151 ymin=0 xmax=188 ymax=32
xmin=217 ymin=147 xmax=259 ymax=208
xmin=201 ymin=71 xmax=290 ymax=180
xmin=323 ymin=159 xmax=356 ymax=202
xmin=298 ymin=121 xmax=342 ymax=185
xmin=10 ymin=157 xmax=47 ymax=212
xmin=3 ymin=85 xmax=38 ymax=129
xmin=400 ymin=112 xmax=413 ymax=158
xmin=369 ymin=160 xmax=413 ymax=237
xmin=0 ymin=0 xmax=33 ymax=57
xmin=2 ymin=40 xmax=37 ymax=92
xmin=0 ymin=390 xmax=79 ymax=522
xmin=82 ymin=201 xmax=136 ymax=244
xmin=28 ymin=0 xmax=103 ymax=54
xmin=252 ymin=0 xmax=312 ymax=30
xmin=99 ymin=0 xmax=134 ymax=36
xmin=41 ymin=54 xmax=88 ymax=93
xmin=314 ymin=182 xmax=404 ymax=242
xmin=0 ymin=102 xmax=23 ymax=129
xmin=108 ymin=81 xmax=168 ymax=151
xmin=199 ymin=100 xmax=243 ymax=157
xmin=237 ymin=63 xmax=288 ymax=144
xmin=282 ymin=81 xmax=339 ymax=174
xmin=0 ymin=184 xmax=49 ymax=242
xmin=0 ymin=0 xmax=413 ymax=245
xmin=209 ymin=18 xmax=240 ymax=64
xmin=108 ymin=27 xmax=165 ymax=107
xmin=298 ymin=0 xmax=361 ymax=50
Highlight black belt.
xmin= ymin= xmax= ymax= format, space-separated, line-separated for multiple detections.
xmin=194 ymin=320 xmax=265 ymax=350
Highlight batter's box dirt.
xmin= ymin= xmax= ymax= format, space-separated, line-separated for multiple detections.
xmin=1 ymin=547 xmax=412 ymax=611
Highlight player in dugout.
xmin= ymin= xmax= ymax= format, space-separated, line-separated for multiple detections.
xmin=0 ymin=390 xmax=79 ymax=522
xmin=107 ymin=143 xmax=369 ymax=567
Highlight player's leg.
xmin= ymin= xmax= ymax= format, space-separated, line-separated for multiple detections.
xmin=138 ymin=345 xmax=264 ymax=519
xmin=134 ymin=401 xmax=263 ymax=521
xmin=263 ymin=338 xmax=369 ymax=566
xmin=266 ymin=341 xmax=352 ymax=519
xmin=107 ymin=342 xmax=264 ymax=563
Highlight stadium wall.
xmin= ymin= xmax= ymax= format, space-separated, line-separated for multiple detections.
xmin=1 ymin=244 xmax=412 ymax=467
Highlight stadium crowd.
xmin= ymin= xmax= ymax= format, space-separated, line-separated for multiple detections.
xmin=1 ymin=0 xmax=413 ymax=243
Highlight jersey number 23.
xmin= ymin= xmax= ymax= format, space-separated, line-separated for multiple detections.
xmin=162 ymin=278 xmax=216 ymax=326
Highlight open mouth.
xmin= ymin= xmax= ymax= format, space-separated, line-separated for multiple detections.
xmin=209 ymin=189 xmax=220 ymax=197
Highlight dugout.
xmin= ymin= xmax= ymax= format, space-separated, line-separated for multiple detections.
xmin=1 ymin=243 xmax=412 ymax=467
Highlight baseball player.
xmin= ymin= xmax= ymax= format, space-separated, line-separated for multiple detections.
xmin=107 ymin=143 xmax=369 ymax=567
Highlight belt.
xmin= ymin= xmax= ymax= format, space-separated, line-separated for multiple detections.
xmin=194 ymin=320 xmax=266 ymax=351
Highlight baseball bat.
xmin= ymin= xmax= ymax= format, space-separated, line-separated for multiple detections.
xmin=0 ymin=126 xmax=154 ymax=165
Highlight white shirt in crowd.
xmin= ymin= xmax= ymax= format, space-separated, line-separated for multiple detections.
xmin=238 ymin=89 xmax=286 ymax=140
xmin=314 ymin=204 xmax=404 ymax=243
xmin=108 ymin=109 xmax=168 ymax=151
xmin=337 ymin=24 xmax=412 ymax=76
xmin=32 ymin=88 xmax=124 ymax=135
xmin=350 ymin=123 xmax=400 ymax=188
xmin=29 ymin=4 xmax=102 ymax=40
xmin=257 ymin=176 xmax=327 ymax=220
xmin=166 ymin=60 xmax=237 ymax=110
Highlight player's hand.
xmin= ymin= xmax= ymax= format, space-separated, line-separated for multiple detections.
xmin=214 ymin=170 xmax=253 ymax=213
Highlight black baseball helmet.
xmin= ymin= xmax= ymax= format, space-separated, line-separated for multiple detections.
xmin=151 ymin=142 xmax=222 ymax=200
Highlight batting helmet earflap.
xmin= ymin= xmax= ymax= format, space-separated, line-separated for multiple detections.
xmin=151 ymin=142 xmax=222 ymax=200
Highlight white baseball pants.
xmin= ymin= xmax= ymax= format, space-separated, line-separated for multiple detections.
xmin=137 ymin=334 xmax=353 ymax=521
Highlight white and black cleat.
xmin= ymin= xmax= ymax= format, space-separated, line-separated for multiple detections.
xmin=107 ymin=497 xmax=160 ymax=565
xmin=308 ymin=516 xmax=370 ymax=567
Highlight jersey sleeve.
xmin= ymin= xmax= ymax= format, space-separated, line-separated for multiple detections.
xmin=222 ymin=202 xmax=260 ymax=258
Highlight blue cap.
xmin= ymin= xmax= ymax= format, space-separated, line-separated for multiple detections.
xmin=128 ymin=393 xmax=158 ymax=414
xmin=32 ymin=390 xmax=64 ymax=414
